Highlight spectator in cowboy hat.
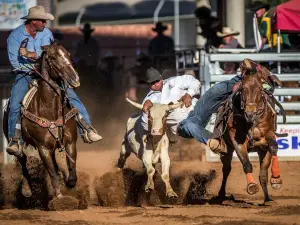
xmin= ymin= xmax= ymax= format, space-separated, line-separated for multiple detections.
xmin=148 ymin=22 xmax=175 ymax=73
xmin=75 ymin=23 xmax=99 ymax=74
xmin=249 ymin=1 xmax=290 ymax=50
xmin=148 ymin=22 xmax=174 ymax=56
xmin=217 ymin=26 xmax=242 ymax=49
xmin=217 ymin=27 xmax=243 ymax=74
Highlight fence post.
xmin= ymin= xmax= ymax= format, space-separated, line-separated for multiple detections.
xmin=199 ymin=50 xmax=206 ymax=95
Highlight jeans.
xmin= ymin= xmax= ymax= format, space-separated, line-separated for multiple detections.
xmin=8 ymin=73 xmax=91 ymax=140
xmin=177 ymin=75 xmax=241 ymax=144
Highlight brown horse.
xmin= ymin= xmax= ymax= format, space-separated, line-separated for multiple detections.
xmin=216 ymin=68 xmax=284 ymax=204
xmin=4 ymin=43 xmax=80 ymax=198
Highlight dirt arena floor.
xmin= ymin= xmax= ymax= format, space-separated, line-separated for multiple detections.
xmin=1 ymin=82 xmax=300 ymax=225
xmin=1 ymin=144 xmax=300 ymax=225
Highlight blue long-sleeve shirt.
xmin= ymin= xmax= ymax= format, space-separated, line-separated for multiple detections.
xmin=7 ymin=24 xmax=54 ymax=72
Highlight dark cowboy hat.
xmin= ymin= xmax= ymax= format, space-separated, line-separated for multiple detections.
xmin=248 ymin=1 xmax=270 ymax=12
xmin=80 ymin=23 xmax=95 ymax=33
xmin=139 ymin=67 xmax=162 ymax=84
xmin=152 ymin=22 xmax=168 ymax=32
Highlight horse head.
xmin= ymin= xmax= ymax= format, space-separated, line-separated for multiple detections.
xmin=41 ymin=43 xmax=80 ymax=88
xmin=241 ymin=73 xmax=263 ymax=123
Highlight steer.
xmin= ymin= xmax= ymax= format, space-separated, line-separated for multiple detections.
xmin=117 ymin=98 xmax=182 ymax=200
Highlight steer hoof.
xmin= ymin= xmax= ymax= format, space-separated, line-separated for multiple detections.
xmin=167 ymin=190 xmax=178 ymax=198
xmin=270 ymin=176 xmax=282 ymax=189
xmin=246 ymin=183 xmax=259 ymax=195
xmin=145 ymin=184 xmax=154 ymax=193
xmin=167 ymin=190 xmax=178 ymax=203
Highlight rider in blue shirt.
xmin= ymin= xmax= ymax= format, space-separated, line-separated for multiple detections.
xmin=6 ymin=6 xmax=102 ymax=157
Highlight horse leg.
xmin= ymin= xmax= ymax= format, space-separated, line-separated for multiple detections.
xmin=218 ymin=147 xmax=234 ymax=200
xmin=230 ymin=132 xmax=259 ymax=195
xmin=258 ymin=150 xmax=273 ymax=203
xmin=38 ymin=146 xmax=62 ymax=198
xmin=64 ymin=142 xmax=77 ymax=188
xmin=18 ymin=155 xmax=32 ymax=197
xmin=267 ymin=136 xmax=282 ymax=189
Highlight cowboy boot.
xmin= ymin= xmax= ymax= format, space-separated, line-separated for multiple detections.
xmin=207 ymin=104 xmax=228 ymax=154
xmin=207 ymin=138 xmax=227 ymax=154
xmin=6 ymin=138 xmax=23 ymax=158
xmin=6 ymin=118 xmax=23 ymax=158
xmin=76 ymin=115 xmax=102 ymax=143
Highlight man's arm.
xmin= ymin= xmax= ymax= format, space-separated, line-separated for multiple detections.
xmin=168 ymin=75 xmax=201 ymax=97
xmin=20 ymin=28 xmax=54 ymax=60
xmin=168 ymin=75 xmax=201 ymax=107
xmin=7 ymin=35 xmax=21 ymax=69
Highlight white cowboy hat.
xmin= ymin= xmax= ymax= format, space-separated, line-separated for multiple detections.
xmin=20 ymin=6 xmax=54 ymax=20
xmin=217 ymin=27 xmax=240 ymax=38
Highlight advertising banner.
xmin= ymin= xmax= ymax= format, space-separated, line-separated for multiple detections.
xmin=0 ymin=0 xmax=37 ymax=30
xmin=206 ymin=115 xmax=300 ymax=161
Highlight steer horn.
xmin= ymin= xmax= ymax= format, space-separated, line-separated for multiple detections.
xmin=168 ymin=101 xmax=183 ymax=110
xmin=126 ymin=98 xmax=143 ymax=109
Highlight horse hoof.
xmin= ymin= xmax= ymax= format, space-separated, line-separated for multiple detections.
xmin=247 ymin=183 xmax=259 ymax=195
xmin=270 ymin=177 xmax=282 ymax=189
xmin=264 ymin=198 xmax=276 ymax=206
xmin=66 ymin=177 xmax=77 ymax=188
xmin=21 ymin=177 xmax=32 ymax=198
xmin=21 ymin=185 xmax=32 ymax=198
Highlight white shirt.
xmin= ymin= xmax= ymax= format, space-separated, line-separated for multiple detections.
xmin=141 ymin=75 xmax=201 ymax=132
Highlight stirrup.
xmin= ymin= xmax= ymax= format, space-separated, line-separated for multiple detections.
xmin=82 ymin=126 xmax=102 ymax=143
xmin=6 ymin=139 xmax=23 ymax=158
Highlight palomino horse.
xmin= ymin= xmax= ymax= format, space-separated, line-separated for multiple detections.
xmin=4 ymin=43 xmax=80 ymax=198
xmin=215 ymin=63 xmax=285 ymax=204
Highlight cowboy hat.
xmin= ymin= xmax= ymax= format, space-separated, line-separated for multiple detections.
xmin=217 ymin=27 xmax=240 ymax=38
xmin=138 ymin=67 xmax=162 ymax=84
xmin=248 ymin=1 xmax=270 ymax=12
xmin=20 ymin=6 xmax=54 ymax=20
xmin=152 ymin=22 xmax=168 ymax=32
xmin=80 ymin=23 xmax=95 ymax=33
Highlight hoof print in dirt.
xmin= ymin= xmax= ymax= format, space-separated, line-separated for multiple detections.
xmin=48 ymin=195 xmax=79 ymax=211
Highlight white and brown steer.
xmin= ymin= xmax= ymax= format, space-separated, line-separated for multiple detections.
xmin=117 ymin=98 xmax=182 ymax=200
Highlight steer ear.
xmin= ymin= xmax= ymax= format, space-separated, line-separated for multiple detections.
xmin=126 ymin=98 xmax=143 ymax=109
xmin=167 ymin=101 xmax=183 ymax=110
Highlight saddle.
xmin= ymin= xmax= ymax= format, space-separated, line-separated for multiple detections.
xmin=20 ymin=78 xmax=78 ymax=143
